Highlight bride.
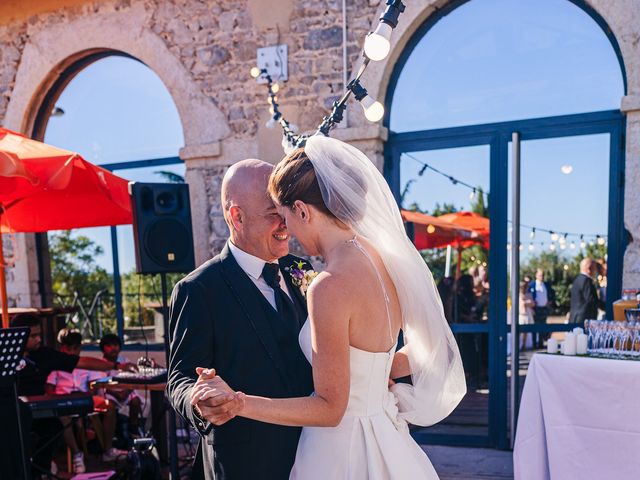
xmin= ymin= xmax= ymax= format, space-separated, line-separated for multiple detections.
xmin=193 ymin=136 xmax=466 ymax=478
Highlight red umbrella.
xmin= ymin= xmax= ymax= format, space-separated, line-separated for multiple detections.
xmin=401 ymin=209 xmax=487 ymax=250
xmin=0 ymin=128 xmax=132 ymax=327
xmin=438 ymin=211 xmax=490 ymax=248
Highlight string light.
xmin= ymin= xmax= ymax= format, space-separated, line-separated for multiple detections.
xmin=550 ymin=243 xmax=556 ymax=251
xmin=550 ymin=232 xmax=559 ymax=242
xmin=597 ymin=235 xmax=606 ymax=246
xmin=530 ymin=228 xmax=536 ymax=239
xmin=528 ymin=243 xmax=535 ymax=251
xmin=364 ymin=0 xmax=406 ymax=61
xmin=251 ymin=0 xmax=406 ymax=148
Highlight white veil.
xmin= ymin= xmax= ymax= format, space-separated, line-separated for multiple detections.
xmin=304 ymin=135 xmax=466 ymax=427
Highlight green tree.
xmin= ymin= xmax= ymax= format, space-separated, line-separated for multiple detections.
xmin=49 ymin=230 xmax=116 ymax=334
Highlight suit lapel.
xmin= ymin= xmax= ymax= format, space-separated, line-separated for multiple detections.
xmin=219 ymin=244 xmax=293 ymax=393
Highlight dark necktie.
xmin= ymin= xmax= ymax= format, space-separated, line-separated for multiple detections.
xmin=262 ymin=263 xmax=300 ymax=329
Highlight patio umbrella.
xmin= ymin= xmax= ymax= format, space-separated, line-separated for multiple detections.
xmin=401 ymin=209 xmax=484 ymax=250
xmin=438 ymin=211 xmax=490 ymax=248
xmin=0 ymin=127 xmax=132 ymax=327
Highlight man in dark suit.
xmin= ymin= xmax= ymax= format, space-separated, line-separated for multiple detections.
xmin=167 ymin=159 xmax=314 ymax=480
xmin=528 ymin=269 xmax=556 ymax=349
xmin=569 ymin=258 xmax=604 ymax=325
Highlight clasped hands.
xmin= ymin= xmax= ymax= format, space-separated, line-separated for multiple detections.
xmin=190 ymin=367 xmax=245 ymax=426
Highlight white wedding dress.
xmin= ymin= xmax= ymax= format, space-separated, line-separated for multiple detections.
xmin=289 ymin=242 xmax=439 ymax=479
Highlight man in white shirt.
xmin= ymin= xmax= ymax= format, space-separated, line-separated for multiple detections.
xmin=167 ymin=159 xmax=314 ymax=480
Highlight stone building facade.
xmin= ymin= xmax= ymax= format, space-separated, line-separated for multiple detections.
xmin=1 ymin=0 xmax=639 ymax=307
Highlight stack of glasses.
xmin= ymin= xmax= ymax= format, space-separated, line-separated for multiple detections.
xmin=585 ymin=316 xmax=640 ymax=359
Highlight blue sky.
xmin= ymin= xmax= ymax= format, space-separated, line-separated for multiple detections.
xmin=43 ymin=0 xmax=623 ymax=274
xmin=391 ymin=0 xmax=622 ymax=260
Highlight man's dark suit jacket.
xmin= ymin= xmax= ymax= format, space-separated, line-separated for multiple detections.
xmin=527 ymin=280 xmax=556 ymax=307
xmin=569 ymin=273 xmax=603 ymax=325
xmin=167 ymin=243 xmax=314 ymax=480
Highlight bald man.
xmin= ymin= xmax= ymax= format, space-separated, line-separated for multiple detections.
xmin=569 ymin=258 xmax=604 ymax=325
xmin=167 ymin=159 xmax=314 ymax=480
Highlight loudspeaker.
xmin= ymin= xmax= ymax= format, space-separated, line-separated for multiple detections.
xmin=129 ymin=182 xmax=195 ymax=274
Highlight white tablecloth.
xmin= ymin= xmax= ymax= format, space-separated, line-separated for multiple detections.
xmin=514 ymin=353 xmax=640 ymax=480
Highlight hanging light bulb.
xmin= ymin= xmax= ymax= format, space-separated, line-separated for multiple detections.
xmin=549 ymin=243 xmax=556 ymax=251
xmin=597 ymin=236 xmax=606 ymax=246
xmin=519 ymin=243 xmax=523 ymax=251
xmin=560 ymin=243 xmax=566 ymax=250
xmin=530 ymin=228 xmax=536 ymax=239
xmin=350 ymin=80 xmax=384 ymax=122
xmin=528 ymin=243 xmax=535 ymax=251
xmin=271 ymin=83 xmax=280 ymax=93
xmin=563 ymin=264 xmax=569 ymax=271
xmin=550 ymin=232 xmax=559 ymax=242
xmin=570 ymin=241 xmax=576 ymax=249
xmin=426 ymin=224 xmax=436 ymax=234
xmin=469 ymin=189 xmax=476 ymax=201
xmin=250 ymin=66 xmax=262 ymax=78
xmin=580 ymin=235 xmax=586 ymax=249
xmin=364 ymin=23 xmax=393 ymax=61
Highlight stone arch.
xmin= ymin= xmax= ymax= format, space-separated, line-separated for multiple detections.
xmin=363 ymin=0 xmax=632 ymax=118
xmin=3 ymin=2 xmax=230 ymax=147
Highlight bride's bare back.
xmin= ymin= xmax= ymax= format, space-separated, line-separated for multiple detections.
xmin=319 ymin=236 xmax=402 ymax=353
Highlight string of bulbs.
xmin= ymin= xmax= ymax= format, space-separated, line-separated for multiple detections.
xmin=403 ymin=153 xmax=608 ymax=248
xmin=250 ymin=0 xmax=405 ymax=149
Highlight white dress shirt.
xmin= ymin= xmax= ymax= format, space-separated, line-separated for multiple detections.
xmin=534 ymin=280 xmax=548 ymax=307
xmin=228 ymin=241 xmax=293 ymax=311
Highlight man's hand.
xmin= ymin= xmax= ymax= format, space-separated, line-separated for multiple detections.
xmin=190 ymin=368 xmax=245 ymax=426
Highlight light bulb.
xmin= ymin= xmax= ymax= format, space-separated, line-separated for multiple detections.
xmin=364 ymin=23 xmax=392 ymax=61
xmin=426 ymin=224 xmax=436 ymax=234
xmin=360 ymin=95 xmax=384 ymax=122
xmin=560 ymin=243 xmax=566 ymax=250
xmin=250 ymin=67 xmax=262 ymax=78
xmin=528 ymin=243 xmax=535 ymax=251
xmin=271 ymin=83 xmax=280 ymax=93
xmin=530 ymin=230 xmax=536 ymax=239
xmin=550 ymin=232 xmax=559 ymax=242
xmin=563 ymin=264 xmax=569 ymax=271
xmin=580 ymin=241 xmax=587 ymax=249
xmin=597 ymin=236 xmax=606 ymax=246
xmin=550 ymin=243 xmax=556 ymax=251
xmin=519 ymin=244 xmax=523 ymax=251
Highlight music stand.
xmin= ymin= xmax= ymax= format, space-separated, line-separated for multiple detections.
xmin=0 ymin=327 xmax=30 ymax=480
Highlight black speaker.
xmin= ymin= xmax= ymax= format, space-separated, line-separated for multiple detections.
xmin=129 ymin=182 xmax=196 ymax=274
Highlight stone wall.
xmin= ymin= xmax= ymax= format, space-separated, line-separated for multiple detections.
xmin=1 ymin=0 xmax=639 ymax=306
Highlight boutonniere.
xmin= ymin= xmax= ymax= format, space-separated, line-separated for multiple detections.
xmin=286 ymin=260 xmax=318 ymax=297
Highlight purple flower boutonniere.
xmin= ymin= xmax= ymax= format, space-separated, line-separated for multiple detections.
xmin=286 ymin=260 xmax=318 ymax=297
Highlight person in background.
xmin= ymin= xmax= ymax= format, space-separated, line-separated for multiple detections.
xmin=6 ymin=313 xmax=135 ymax=478
xmin=569 ymin=258 xmax=605 ymax=325
xmin=46 ymin=329 xmax=124 ymax=473
xmin=518 ymin=281 xmax=535 ymax=350
xmin=99 ymin=334 xmax=144 ymax=437
xmin=528 ymin=269 xmax=556 ymax=349
xmin=437 ymin=277 xmax=455 ymax=323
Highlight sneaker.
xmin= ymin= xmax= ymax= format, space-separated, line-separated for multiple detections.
xmin=72 ymin=452 xmax=86 ymax=474
xmin=101 ymin=447 xmax=127 ymax=462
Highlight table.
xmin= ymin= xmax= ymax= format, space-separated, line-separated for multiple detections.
xmin=514 ymin=353 xmax=640 ymax=480
xmin=91 ymin=381 xmax=169 ymax=462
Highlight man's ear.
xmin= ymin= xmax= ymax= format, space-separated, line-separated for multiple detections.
xmin=228 ymin=205 xmax=243 ymax=231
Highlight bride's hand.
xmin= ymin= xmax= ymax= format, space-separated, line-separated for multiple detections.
xmin=190 ymin=367 xmax=245 ymax=425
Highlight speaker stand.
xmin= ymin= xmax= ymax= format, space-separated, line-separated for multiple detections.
xmin=161 ymin=273 xmax=180 ymax=480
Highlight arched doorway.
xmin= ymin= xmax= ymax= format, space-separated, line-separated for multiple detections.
xmin=36 ymin=54 xmax=185 ymax=348
xmin=385 ymin=0 xmax=625 ymax=448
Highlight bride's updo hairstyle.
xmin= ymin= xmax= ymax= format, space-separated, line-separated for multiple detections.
xmin=268 ymin=146 xmax=366 ymax=224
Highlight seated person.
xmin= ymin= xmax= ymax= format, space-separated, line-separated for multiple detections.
xmin=5 ymin=314 xmax=134 ymax=478
xmin=100 ymin=334 xmax=144 ymax=437
xmin=46 ymin=329 xmax=125 ymax=473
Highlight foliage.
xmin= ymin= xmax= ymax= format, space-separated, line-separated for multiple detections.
xmin=49 ymin=230 xmax=116 ymax=334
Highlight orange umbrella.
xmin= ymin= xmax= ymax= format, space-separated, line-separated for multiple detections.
xmin=0 ymin=128 xmax=132 ymax=327
xmin=438 ymin=211 xmax=490 ymax=248
xmin=401 ymin=209 xmax=487 ymax=250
